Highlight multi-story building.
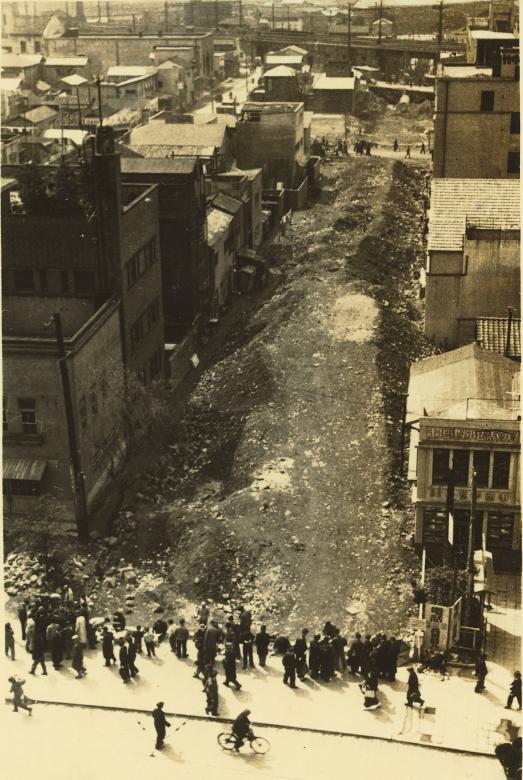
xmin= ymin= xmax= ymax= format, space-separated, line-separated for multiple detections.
xmin=119 ymin=155 xmax=209 ymax=340
xmin=236 ymin=102 xmax=306 ymax=189
xmin=183 ymin=1 xmax=235 ymax=28
xmin=407 ymin=344 xmax=520 ymax=572
xmin=423 ymin=178 xmax=520 ymax=348
xmin=432 ymin=52 xmax=520 ymax=179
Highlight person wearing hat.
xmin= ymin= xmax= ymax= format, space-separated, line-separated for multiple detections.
xmin=204 ymin=668 xmax=219 ymax=716
xmin=308 ymin=634 xmax=321 ymax=679
xmin=406 ymin=666 xmax=424 ymax=707
xmin=71 ymin=635 xmax=86 ymax=679
xmin=152 ymin=702 xmax=170 ymax=750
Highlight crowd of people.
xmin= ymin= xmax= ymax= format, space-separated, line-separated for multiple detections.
xmin=5 ymin=593 xmax=521 ymax=722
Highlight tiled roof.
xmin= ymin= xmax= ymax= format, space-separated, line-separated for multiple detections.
xmin=428 ymin=179 xmax=520 ymax=252
xmin=264 ymin=65 xmax=297 ymax=77
xmin=130 ymin=121 xmax=228 ymax=148
xmin=476 ymin=317 xmax=521 ymax=359
xmin=125 ymin=143 xmax=216 ymax=158
xmin=121 ymin=156 xmax=197 ymax=174
xmin=212 ymin=191 xmax=243 ymax=214
xmin=23 ymin=105 xmax=58 ymax=124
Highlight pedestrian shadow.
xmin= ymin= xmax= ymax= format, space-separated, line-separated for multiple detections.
xmin=481 ymin=688 xmax=506 ymax=707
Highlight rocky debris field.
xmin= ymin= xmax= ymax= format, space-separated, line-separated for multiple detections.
xmin=5 ymin=129 xmax=438 ymax=641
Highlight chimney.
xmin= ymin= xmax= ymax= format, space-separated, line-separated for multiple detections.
xmin=92 ymin=126 xmax=122 ymax=298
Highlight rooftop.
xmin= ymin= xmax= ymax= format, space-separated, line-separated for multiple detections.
xmin=212 ymin=191 xmax=243 ymax=215
xmin=60 ymin=73 xmax=89 ymax=86
xmin=476 ymin=317 xmax=521 ymax=360
xmin=107 ymin=65 xmax=156 ymax=77
xmin=0 ymin=77 xmax=23 ymax=91
xmin=130 ymin=120 xmax=229 ymax=148
xmin=125 ymin=143 xmax=217 ymax=158
xmin=440 ymin=64 xmax=493 ymax=78
xmin=1 ymin=53 xmax=42 ymax=69
xmin=314 ymin=74 xmax=355 ymax=90
xmin=242 ymin=101 xmax=302 ymax=114
xmin=264 ymin=65 xmax=297 ymax=78
xmin=43 ymin=56 xmax=89 ymax=66
xmin=43 ymin=129 xmax=89 ymax=145
xmin=265 ymin=54 xmax=304 ymax=65
xmin=120 ymin=156 xmax=197 ymax=175
xmin=207 ymin=207 xmax=234 ymax=246
xmin=428 ymin=179 xmax=520 ymax=252
xmin=22 ymin=105 xmax=59 ymax=124
xmin=407 ymin=343 xmax=520 ymax=422
xmin=469 ymin=30 xmax=518 ymax=40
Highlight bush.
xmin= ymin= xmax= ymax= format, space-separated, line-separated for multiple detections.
xmin=424 ymin=564 xmax=466 ymax=607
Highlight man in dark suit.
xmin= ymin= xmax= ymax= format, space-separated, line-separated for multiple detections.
xmin=153 ymin=702 xmax=170 ymax=749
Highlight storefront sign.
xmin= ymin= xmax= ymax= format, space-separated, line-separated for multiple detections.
xmin=424 ymin=426 xmax=518 ymax=444
xmin=427 ymin=485 xmax=513 ymax=505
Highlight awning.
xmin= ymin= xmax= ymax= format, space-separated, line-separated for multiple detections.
xmin=3 ymin=458 xmax=47 ymax=482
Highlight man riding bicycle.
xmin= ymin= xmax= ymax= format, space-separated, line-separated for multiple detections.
xmin=231 ymin=709 xmax=253 ymax=751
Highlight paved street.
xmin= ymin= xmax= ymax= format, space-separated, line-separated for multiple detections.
xmin=1 ymin=704 xmax=501 ymax=779
xmin=194 ymin=66 xmax=263 ymax=117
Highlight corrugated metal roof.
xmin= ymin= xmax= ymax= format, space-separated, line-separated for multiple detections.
xmin=23 ymin=105 xmax=58 ymax=124
xmin=60 ymin=73 xmax=88 ymax=86
xmin=264 ymin=65 xmax=297 ymax=78
xmin=476 ymin=317 xmax=521 ymax=359
xmin=314 ymin=74 xmax=355 ymax=90
xmin=130 ymin=121 xmax=228 ymax=148
xmin=1 ymin=53 xmax=42 ymax=69
xmin=265 ymin=54 xmax=303 ymax=65
xmin=43 ymin=56 xmax=89 ymax=66
xmin=212 ymin=191 xmax=243 ymax=214
xmin=107 ymin=65 xmax=154 ymax=77
xmin=125 ymin=143 xmax=216 ymax=158
xmin=121 ymin=156 xmax=197 ymax=174
xmin=207 ymin=207 xmax=233 ymax=246
xmin=428 ymin=179 xmax=520 ymax=252
xmin=4 ymin=458 xmax=47 ymax=482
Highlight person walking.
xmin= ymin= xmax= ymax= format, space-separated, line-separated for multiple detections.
xmin=75 ymin=613 xmax=87 ymax=648
xmin=419 ymin=141 xmax=426 ymax=155
xmin=309 ymin=634 xmax=321 ymax=679
xmin=152 ymin=617 xmax=168 ymax=643
xmin=223 ymin=642 xmax=242 ymax=690
xmin=5 ymin=623 xmax=15 ymax=660
xmin=204 ymin=668 xmax=219 ymax=716
xmin=393 ymin=138 xmax=399 ymax=152
xmin=174 ymin=618 xmax=189 ymax=658
xmin=386 ymin=636 xmax=401 ymax=682
xmin=62 ymin=622 xmax=74 ymax=660
xmin=17 ymin=602 xmax=28 ymax=641
xmin=193 ymin=622 xmax=207 ymax=678
xmin=50 ymin=628 xmax=64 ymax=670
xmin=144 ymin=627 xmax=156 ymax=658
xmin=405 ymin=145 xmax=411 ymax=159
xmin=71 ymin=635 xmax=86 ymax=679
xmin=332 ymin=629 xmax=347 ymax=673
xmin=127 ymin=638 xmax=139 ymax=677
xmin=29 ymin=633 xmax=47 ymax=676
xmin=505 ymin=671 xmax=522 ymax=710
xmin=474 ymin=653 xmax=488 ymax=693
xmin=255 ymin=625 xmax=271 ymax=667
xmin=102 ymin=626 xmax=116 ymax=667
xmin=167 ymin=619 xmax=177 ymax=653
xmin=282 ymin=647 xmax=297 ymax=688
xmin=240 ymin=628 xmax=255 ymax=670
xmin=406 ymin=666 xmax=424 ymax=707
xmin=25 ymin=614 xmax=35 ymax=655
xmin=9 ymin=676 xmax=32 ymax=715
xmin=197 ymin=602 xmax=209 ymax=625
xmin=118 ymin=638 xmax=130 ymax=683
xmin=153 ymin=702 xmax=171 ymax=750
xmin=320 ymin=637 xmax=335 ymax=682
xmin=294 ymin=629 xmax=309 ymax=681
xmin=203 ymin=620 xmax=221 ymax=667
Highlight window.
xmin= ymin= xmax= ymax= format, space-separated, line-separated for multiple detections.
xmin=100 ymin=371 xmax=108 ymax=399
xmin=127 ymin=255 xmax=141 ymax=289
xmin=17 ymin=397 xmax=37 ymax=434
xmin=74 ymin=270 xmax=96 ymax=293
xmin=452 ymin=449 xmax=469 ymax=487
xmin=4 ymin=479 xmax=40 ymax=496
xmin=90 ymin=389 xmax=98 ymax=416
xmin=1 ymin=269 xmax=9 ymax=292
xmin=432 ymin=449 xmax=449 ymax=485
xmin=34 ymin=41 xmax=41 ymax=53
xmin=130 ymin=317 xmax=145 ymax=352
xmin=13 ymin=269 xmax=35 ymax=292
xmin=492 ymin=451 xmax=511 ymax=489
xmin=423 ymin=508 xmax=447 ymax=543
xmin=3 ymin=397 xmax=8 ymax=433
xmin=61 ymin=271 xmax=70 ymax=293
xmin=487 ymin=512 xmax=514 ymax=548
xmin=126 ymin=239 xmax=156 ymax=289
xmin=39 ymin=269 xmax=48 ymax=292
xmin=507 ymin=151 xmax=520 ymax=174
xmin=473 ymin=450 xmax=490 ymax=488
xmin=20 ymin=40 xmax=27 ymax=53
xmin=510 ymin=112 xmax=520 ymax=134
xmin=149 ymin=348 xmax=163 ymax=380
xmin=79 ymin=395 xmax=87 ymax=429
xmin=480 ymin=90 xmax=494 ymax=111
xmin=146 ymin=298 xmax=160 ymax=330
xmin=144 ymin=239 xmax=157 ymax=269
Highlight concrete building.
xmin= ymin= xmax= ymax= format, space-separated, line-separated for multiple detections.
xmin=44 ymin=31 xmax=215 ymax=94
xmin=466 ymin=29 xmax=519 ymax=66
xmin=1 ymin=2 xmax=47 ymax=55
xmin=119 ymin=156 xmax=209 ymax=340
xmin=264 ymin=51 xmax=306 ymax=73
xmin=263 ymin=65 xmax=303 ymax=101
xmin=41 ymin=55 xmax=90 ymax=86
xmin=236 ymin=102 xmax=306 ymax=189
xmin=0 ymin=53 xmax=43 ymax=88
xmin=5 ymin=105 xmax=60 ymax=133
xmin=406 ymin=344 xmax=520 ymax=572
xmin=424 ymin=178 xmax=520 ymax=348
xmin=433 ymin=53 xmax=520 ymax=179
xmin=207 ymin=168 xmax=264 ymax=249
xmin=3 ymin=296 xmax=126 ymax=520
xmin=207 ymin=206 xmax=235 ymax=311
xmin=183 ymin=1 xmax=234 ymax=28
xmin=1 ymin=127 xmax=165 ymax=383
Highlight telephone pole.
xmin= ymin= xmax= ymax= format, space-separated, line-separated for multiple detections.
xmin=465 ymin=469 xmax=477 ymax=624
xmin=378 ymin=0 xmax=384 ymax=45
xmin=437 ymin=0 xmax=444 ymax=47
xmin=347 ymin=3 xmax=352 ymax=65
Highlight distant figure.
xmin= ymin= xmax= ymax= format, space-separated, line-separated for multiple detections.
xmin=29 ymin=634 xmax=47 ymax=676
xmin=102 ymin=626 xmax=116 ymax=667
xmin=133 ymin=626 xmax=144 ymax=654
xmin=204 ymin=668 xmax=219 ymax=716
xmin=365 ymin=141 xmax=372 ymax=156
xmin=506 ymin=671 xmax=522 ymax=710
xmin=255 ymin=625 xmax=271 ymax=667
xmin=197 ymin=602 xmax=209 ymax=625
xmin=419 ymin=141 xmax=426 ymax=154
xmin=17 ymin=602 xmax=28 ymax=641
xmin=153 ymin=702 xmax=171 ymax=750
xmin=9 ymin=676 xmax=32 ymax=715
xmin=406 ymin=666 xmax=424 ymax=707
xmin=174 ymin=618 xmax=189 ymax=658
xmin=393 ymin=139 xmax=398 ymax=152
xmin=405 ymin=145 xmax=411 ymax=159
xmin=71 ymin=635 xmax=86 ymax=679
xmin=127 ymin=638 xmax=139 ymax=677
xmin=474 ymin=653 xmax=488 ymax=693
xmin=282 ymin=647 xmax=297 ymax=688
xmin=144 ymin=627 xmax=156 ymax=658
xmin=5 ymin=623 xmax=15 ymax=660
xmin=223 ymin=641 xmax=241 ymax=690
xmin=119 ymin=638 xmax=130 ymax=683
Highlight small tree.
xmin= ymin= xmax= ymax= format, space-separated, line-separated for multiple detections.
xmin=424 ymin=564 xmax=466 ymax=607
xmin=16 ymin=163 xmax=50 ymax=215
xmin=6 ymin=494 xmax=68 ymax=575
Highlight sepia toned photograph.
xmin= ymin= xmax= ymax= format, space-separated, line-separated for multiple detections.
xmin=1 ymin=0 xmax=520 ymax=777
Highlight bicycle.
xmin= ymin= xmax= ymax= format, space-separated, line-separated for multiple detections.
xmin=217 ymin=729 xmax=270 ymax=755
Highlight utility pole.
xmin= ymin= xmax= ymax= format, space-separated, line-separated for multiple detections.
xmin=105 ymin=1 xmax=110 ymax=22
xmin=239 ymin=0 xmax=243 ymax=28
xmin=437 ymin=0 xmax=444 ymax=47
xmin=96 ymin=76 xmax=103 ymax=126
xmin=378 ymin=0 xmax=383 ymax=45
xmin=97 ymin=1 xmax=101 ymax=23
xmin=215 ymin=0 xmax=219 ymax=29
xmin=76 ymin=86 xmax=83 ymax=130
xmin=53 ymin=312 xmax=89 ymax=543
xmin=164 ymin=1 xmax=169 ymax=32
xmin=465 ymin=469 xmax=477 ymax=624
xmin=287 ymin=6 xmax=290 ymax=31
xmin=347 ymin=3 xmax=352 ymax=66
xmin=505 ymin=307 xmax=513 ymax=357
xmin=272 ymin=3 xmax=275 ymax=29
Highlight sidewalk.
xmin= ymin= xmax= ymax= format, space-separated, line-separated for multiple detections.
xmin=4 ymin=619 xmax=520 ymax=757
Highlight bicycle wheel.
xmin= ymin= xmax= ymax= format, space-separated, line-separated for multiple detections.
xmin=217 ymin=732 xmax=236 ymax=751
xmin=250 ymin=736 xmax=270 ymax=755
